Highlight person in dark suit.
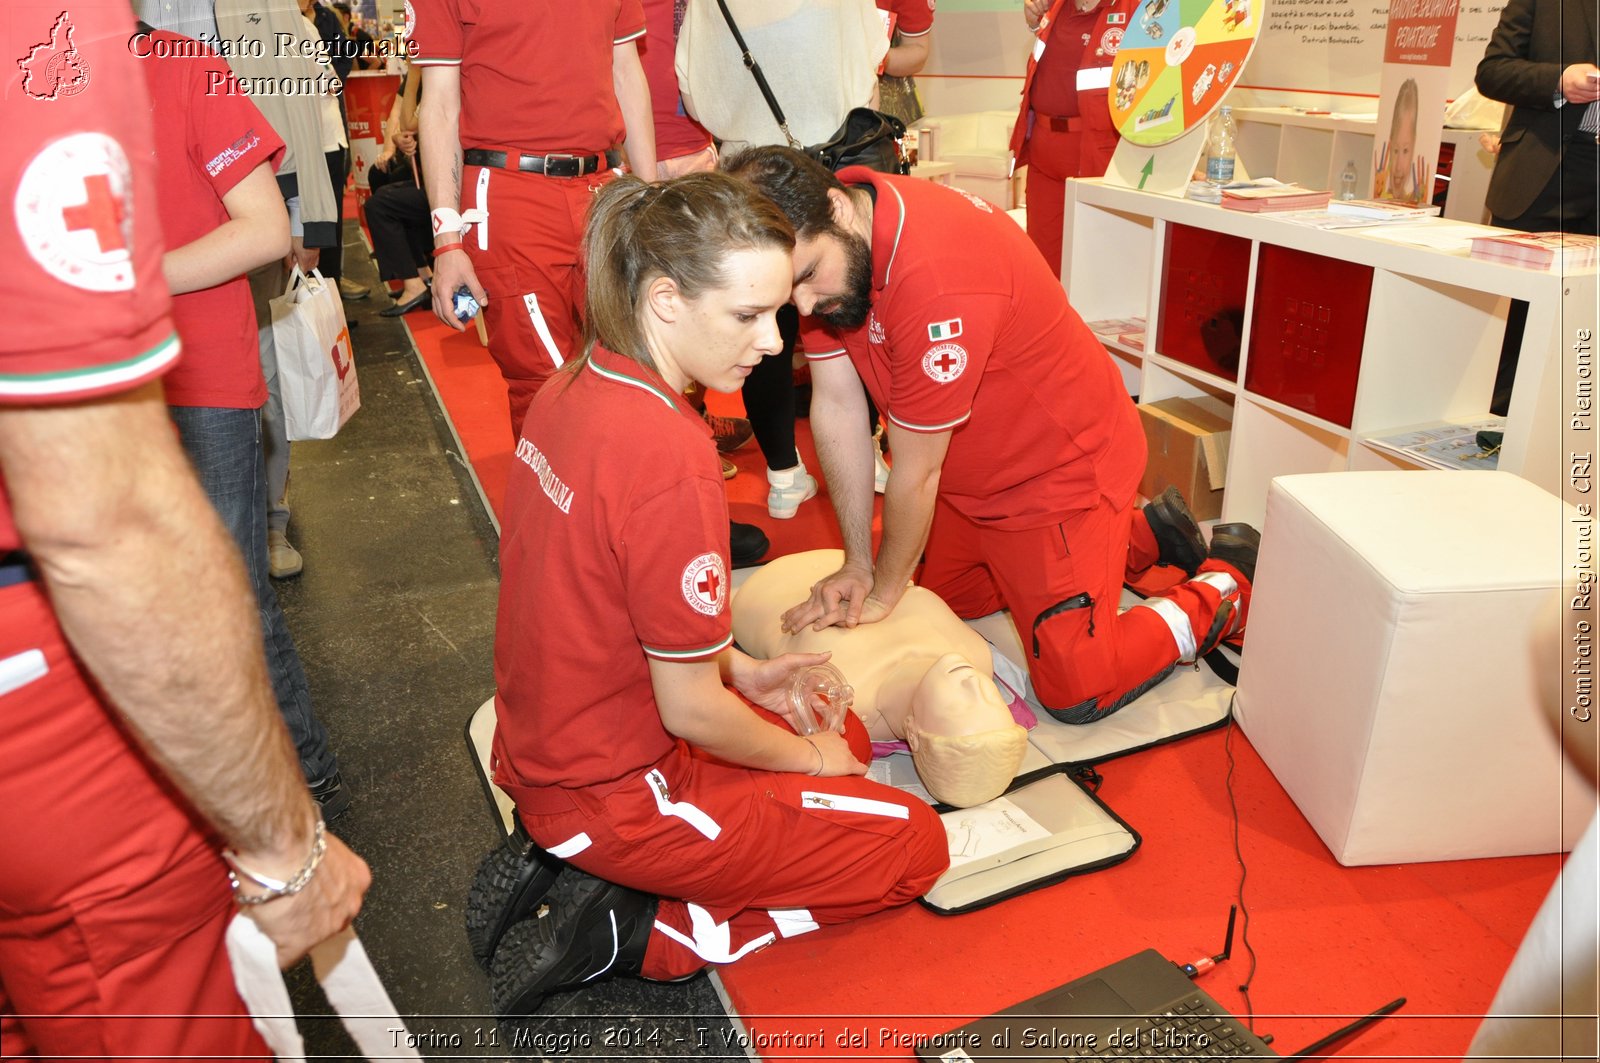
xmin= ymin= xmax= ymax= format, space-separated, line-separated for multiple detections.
xmin=1476 ymin=0 xmax=1599 ymax=235
xmin=1475 ymin=0 xmax=1597 ymax=415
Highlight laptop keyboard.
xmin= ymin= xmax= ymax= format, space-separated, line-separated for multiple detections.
xmin=1061 ymin=997 xmax=1265 ymax=1059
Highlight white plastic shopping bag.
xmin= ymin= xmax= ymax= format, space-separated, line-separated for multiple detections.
xmin=270 ymin=266 xmax=359 ymax=440
xmin=227 ymin=916 xmax=423 ymax=1062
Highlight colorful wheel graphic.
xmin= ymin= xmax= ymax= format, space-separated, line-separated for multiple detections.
xmin=1107 ymin=0 xmax=1261 ymax=147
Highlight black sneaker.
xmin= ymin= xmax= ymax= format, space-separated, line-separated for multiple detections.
xmin=1208 ymin=522 xmax=1261 ymax=584
xmin=308 ymin=771 xmax=351 ymax=823
xmin=489 ymin=868 xmax=657 ymax=1018
xmin=466 ymin=826 xmax=563 ymax=971
xmin=1142 ymin=486 xmax=1208 ymax=576
xmin=729 ymin=520 xmax=769 ymax=568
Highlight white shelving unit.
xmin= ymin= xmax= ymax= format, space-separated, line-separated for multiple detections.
xmin=1063 ymin=178 xmax=1594 ymax=527
xmin=1228 ymin=107 xmax=1498 ymax=224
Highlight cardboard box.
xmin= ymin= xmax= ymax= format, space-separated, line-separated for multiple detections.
xmin=1138 ymin=396 xmax=1231 ymax=520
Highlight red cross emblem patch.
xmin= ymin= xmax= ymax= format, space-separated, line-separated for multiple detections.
xmin=922 ymin=343 xmax=968 ymax=384
xmin=15 ymin=133 xmax=136 ymax=293
xmin=680 ymin=552 xmax=727 ymax=617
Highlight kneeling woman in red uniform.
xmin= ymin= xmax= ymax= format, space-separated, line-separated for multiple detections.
xmin=483 ymin=172 xmax=950 ymax=1016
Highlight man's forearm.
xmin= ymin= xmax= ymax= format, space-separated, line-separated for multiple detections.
xmin=614 ymin=42 xmax=657 ymax=177
xmin=810 ymin=369 xmax=876 ymax=567
xmin=0 ymin=385 xmax=317 ymax=863
xmin=871 ymin=460 xmax=939 ymax=606
xmin=419 ymin=89 xmax=462 ymax=220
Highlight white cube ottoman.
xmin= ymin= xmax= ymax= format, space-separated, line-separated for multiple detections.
xmin=1235 ymin=471 xmax=1587 ymax=866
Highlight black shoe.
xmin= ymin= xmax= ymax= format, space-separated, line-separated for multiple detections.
xmin=466 ymin=825 xmax=563 ymax=971
xmin=1142 ymin=486 xmax=1208 ymax=576
xmin=729 ymin=520 xmax=769 ymax=568
xmin=308 ymin=771 xmax=351 ymax=823
xmin=378 ymin=286 xmax=432 ymax=317
xmin=489 ymin=867 xmax=657 ymax=1019
xmin=1208 ymin=522 xmax=1261 ymax=585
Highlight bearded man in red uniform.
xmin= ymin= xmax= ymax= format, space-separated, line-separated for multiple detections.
xmin=727 ymin=147 xmax=1260 ymax=724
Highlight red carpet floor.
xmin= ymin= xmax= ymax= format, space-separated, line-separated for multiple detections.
xmin=404 ymin=312 xmax=1568 ymax=1061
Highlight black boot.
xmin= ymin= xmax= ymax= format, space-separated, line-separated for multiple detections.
xmin=465 ymin=824 xmax=562 ymax=971
xmin=1142 ymin=486 xmax=1208 ymax=576
xmin=729 ymin=520 xmax=770 ymax=567
xmin=1207 ymin=522 xmax=1261 ymax=584
xmin=490 ymin=867 xmax=657 ymax=1019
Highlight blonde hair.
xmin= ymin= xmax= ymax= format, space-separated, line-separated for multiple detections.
xmin=574 ymin=172 xmax=795 ymax=379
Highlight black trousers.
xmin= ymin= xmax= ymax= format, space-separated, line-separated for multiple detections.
xmin=319 ymin=147 xmax=348 ymax=283
xmin=365 ymin=177 xmax=431 ymax=283
xmin=1489 ymin=137 xmax=1598 ymax=414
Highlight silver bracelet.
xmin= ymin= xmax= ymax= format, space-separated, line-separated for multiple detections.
xmin=223 ymin=818 xmax=327 ymax=907
xmin=805 ymin=736 xmax=824 ymax=776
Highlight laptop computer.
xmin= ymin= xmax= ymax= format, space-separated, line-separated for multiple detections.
xmin=915 ymin=948 xmax=1278 ymax=1061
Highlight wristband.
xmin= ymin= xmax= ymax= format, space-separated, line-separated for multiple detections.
xmin=430 ymin=206 xmax=463 ymax=238
xmin=223 ymin=818 xmax=327 ymax=907
xmin=805 ymin=736 xmax=824 ymax=777
xmin=433 ymin=241 xmax=466 ymax=257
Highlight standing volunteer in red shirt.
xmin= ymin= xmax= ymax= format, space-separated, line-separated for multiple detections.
xmin=478 ymin=173 xmax=946 ymax=1017
xmin=140 ymin=26 xmax=350 ymax=819
xmin=412 ymin=0 xmax=656 ymax=438
xmin=1011 ymin=0 xmax=1128 ymax=276
xmin=727 ymin=148 xmax=1260 ymax=724
xmin=0 ymin=6 xmax=367 ymax=1055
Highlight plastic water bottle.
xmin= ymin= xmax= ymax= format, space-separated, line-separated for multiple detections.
xmin=1205 ymin=105 xmax=1237 ymax=188
xmin=1339 ymin=160 xmax=1358 ymax=200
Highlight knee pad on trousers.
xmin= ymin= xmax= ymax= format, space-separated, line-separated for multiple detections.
xmin=1029 ymin=591 xmax=1117 ymax=712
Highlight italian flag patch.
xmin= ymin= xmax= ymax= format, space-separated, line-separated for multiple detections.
xmin=927 ymin=318 xmax=963 ymax=342
xmin=1107 ymin=11 xmax=1127 ymax=22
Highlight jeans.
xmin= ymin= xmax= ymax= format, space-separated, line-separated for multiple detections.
xmin=247 ymin=261 xmax=291 ymax=535
xmin=169 ymin=405 xmax=338 ymax=784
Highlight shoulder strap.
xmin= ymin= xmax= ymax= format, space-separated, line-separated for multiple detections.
xmin=711 ymin=0 xmax=802 ymax=150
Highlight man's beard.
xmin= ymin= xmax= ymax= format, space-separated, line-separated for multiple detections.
xmin=815 ymin=229 xmax=874 ymax=330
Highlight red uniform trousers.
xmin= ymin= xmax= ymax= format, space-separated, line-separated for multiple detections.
xmin=1023 ymin=117 xmax=1120 ymax=277
xmin=0 ymin=582 xmax=266 ymax=1061
xmin=506 ymin=730 xmax=948 ymax=982
xmin=921 ymin=492 xmax=1237 ymax=720
xmin=463 ymin=161 xmax=617 ymax=438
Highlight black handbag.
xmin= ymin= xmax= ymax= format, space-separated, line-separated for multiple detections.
xmin=711 ymin=0 xmax=909 ymax=175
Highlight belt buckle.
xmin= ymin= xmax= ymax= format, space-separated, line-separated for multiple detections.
xmin=541 ymin=153 xmax=582 ymax=178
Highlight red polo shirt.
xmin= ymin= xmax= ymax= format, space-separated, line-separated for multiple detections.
xmin=143 ymin=34 xmax=284 ymax=409
xmin=877 ymin=0 xmax=935 ymax=37
xmin=410 ymin=0 xmax=645 ymax=154
xmin=801 ymin=170 xmax=1144 ymax=528
xmin=493 ymin=347 xmax=732 ymax=793
xmin=1 ymin=5 xmax=179 ymax=551
xmin=640 ymin=0 xmax=711 ymax=162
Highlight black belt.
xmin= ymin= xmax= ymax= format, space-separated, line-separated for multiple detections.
xmin=0 ymin=551 xmax=34 ymax=589
xmin=463 ymin=148 xmax=621 ymax=178
xmin=1044 ymin=114 xmax=1087 ymax=133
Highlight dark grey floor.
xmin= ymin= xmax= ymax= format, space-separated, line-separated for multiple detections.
xmin=276 ymin=237 xmax=740 ymax=1060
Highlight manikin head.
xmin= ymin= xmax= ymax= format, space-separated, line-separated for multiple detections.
xmin=903 ymin=654 xmax=1028 ymax=808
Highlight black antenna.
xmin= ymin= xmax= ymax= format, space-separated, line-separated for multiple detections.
xmin=1181 ymin=905 xmax=1239 ymax=978
xmin=1216 ymin=905 xmax=1237 ymax=963
xmin=1283 ymin=997 xmax=1406 ymax=1059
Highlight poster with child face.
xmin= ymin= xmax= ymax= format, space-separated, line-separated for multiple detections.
xmin=1372 ymin=0 xmax=1457 ymax=205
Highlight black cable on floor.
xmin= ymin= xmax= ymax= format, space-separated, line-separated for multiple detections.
xmin=1222 ymin=693 xmax=1260 ymax=1031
